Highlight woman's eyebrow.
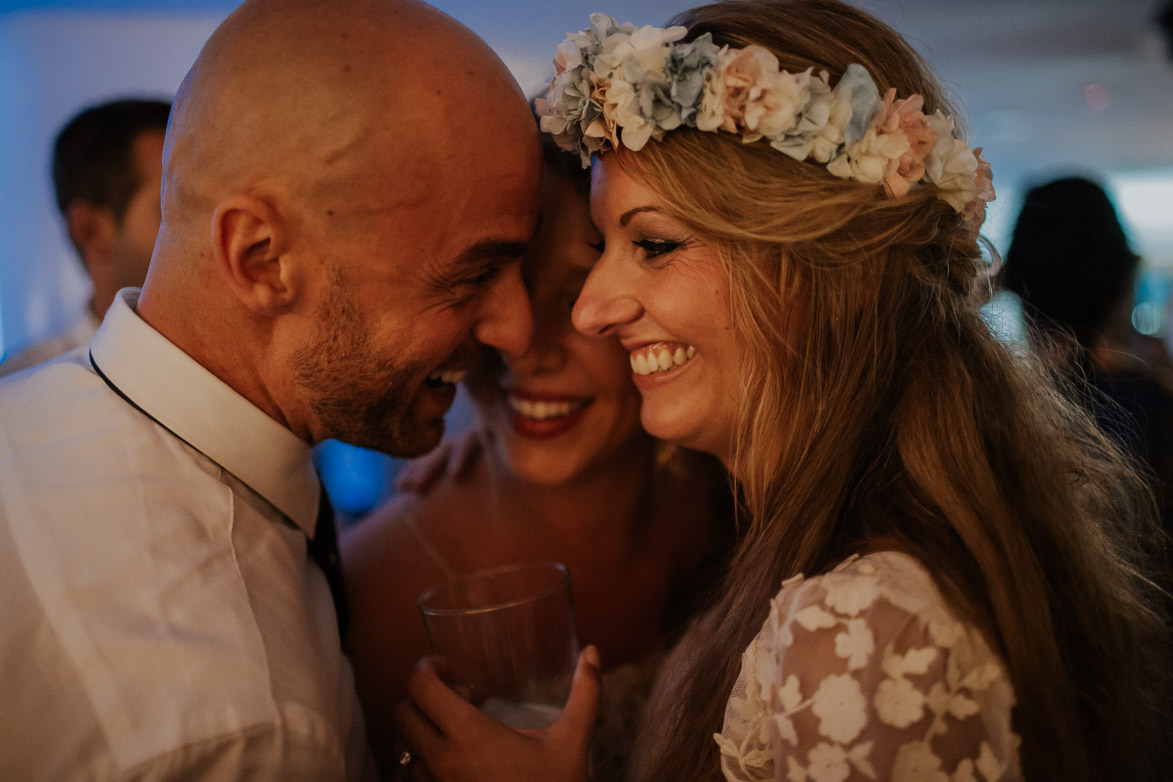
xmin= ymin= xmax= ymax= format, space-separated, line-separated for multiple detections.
xmin=619 ymin=205 xmax=662 ymax=227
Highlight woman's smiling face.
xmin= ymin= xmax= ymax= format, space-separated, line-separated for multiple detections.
xmin=572 ymin=156 xmax=742 ymax=465
xmin=467 ymin=166 xmax=646 ymax=485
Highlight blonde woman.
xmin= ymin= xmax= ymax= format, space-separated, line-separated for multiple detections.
xmin=398 ymin=2 xmax=1168 ymax=780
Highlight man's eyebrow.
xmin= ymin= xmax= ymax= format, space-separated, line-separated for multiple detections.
xmin=450 ymin=239 xmax=530 ymax=272
xmin=619 ymin=206 xmax=661 ymax=227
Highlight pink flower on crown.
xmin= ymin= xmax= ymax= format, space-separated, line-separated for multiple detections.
xmin=739 ymin=53 xmax=806 ymax=141
xmin=606 ymin=78 xmax=659 ymax=151
xmin=826 ymin=119 xmax=909 ymax=189
xmin=698 ymin=45 xmax=803 ymax=139
xmin=747 ymin=69 xmax=807 ymax=141
xmin=961 ymin=148 xmax=995 ymax=228
xmin=698 ymin=46 xmax=755 ymax=133
xmin=924 ymin=111 xmax=982 ymax=211
xmin=871 ymin=90 xmax=937 ymax=198
xmin=590 ymin=74 xmax=621 ymax=149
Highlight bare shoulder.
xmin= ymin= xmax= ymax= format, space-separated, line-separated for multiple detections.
xmin=341 ymin=492 xmax=414 ymax=551
xmin=340 ymin=456 xmax=493 ymax=587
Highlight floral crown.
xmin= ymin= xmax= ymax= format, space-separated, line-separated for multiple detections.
xmin=537 ymin=13 xmax=994 ymax=227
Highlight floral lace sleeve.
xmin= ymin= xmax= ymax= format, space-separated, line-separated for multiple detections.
xmin=714 ymin=552 xmax=1022 ymax=782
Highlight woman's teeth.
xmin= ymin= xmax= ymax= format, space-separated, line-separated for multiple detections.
xmin=427 ymin=369 xmax=467 ymax=385
xmin=507 ymin=396 xmax=588 ymax=421
xmin=630 ymin=344 xmax=696 ymax=376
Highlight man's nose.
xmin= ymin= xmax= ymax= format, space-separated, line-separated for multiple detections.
xmin=473 ymin=260 xmax=533 ymax=361
xmin=508 ymin=302 xmax=569 ymax=377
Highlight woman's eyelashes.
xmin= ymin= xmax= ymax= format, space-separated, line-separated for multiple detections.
xmin=633 ymin=237 xmax=682 ymax=259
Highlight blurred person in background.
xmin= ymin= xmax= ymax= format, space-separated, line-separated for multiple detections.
xmin=1002 ymin=177 xmax=1173 ymax=754
xmin=0 ymin=98 xmax=170 ymax=376
xmin=1002 ymin=175 xmax=1173 ymax=527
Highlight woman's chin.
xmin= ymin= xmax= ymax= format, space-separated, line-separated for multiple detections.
xmin=640 ymin=407 xmax=725 ymax=461
xmin=505 ymin=453 xmax=587 ymax=487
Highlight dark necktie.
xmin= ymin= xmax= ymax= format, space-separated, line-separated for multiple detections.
xmin=308 ymin=481 xmax=350 ymax=638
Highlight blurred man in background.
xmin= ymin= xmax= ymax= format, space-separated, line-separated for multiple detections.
xmin=0 ymin=98 xmax=169 ymax=376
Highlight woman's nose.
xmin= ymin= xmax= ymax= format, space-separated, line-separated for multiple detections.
xmin=572 ymin=256 xmax=642 ymax=337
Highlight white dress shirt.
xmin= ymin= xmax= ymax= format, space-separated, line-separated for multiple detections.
xmin=0 ymin=308 xmax=101 ymax=377
xmin=0 ymin=289 xmax=374 ymax=781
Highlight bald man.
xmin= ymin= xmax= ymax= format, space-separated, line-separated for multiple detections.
xmin=0 ymin=0 xmax=538 ymax=778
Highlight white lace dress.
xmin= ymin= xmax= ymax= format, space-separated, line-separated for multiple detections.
xmin=714 ymin=552 xmax=1022 ymax=782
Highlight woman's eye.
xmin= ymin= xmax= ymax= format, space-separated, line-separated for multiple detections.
xmin=634 ymin=238 xmax=681 ymax=259
xmin=588 ymin=238 xmax=605 ymax=253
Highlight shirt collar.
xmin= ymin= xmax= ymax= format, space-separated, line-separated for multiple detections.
xmin=90 ymin=288 xmax=320 ymax=536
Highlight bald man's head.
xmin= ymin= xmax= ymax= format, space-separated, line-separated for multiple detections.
xmin=160 ymin=0 xmax=532 ymax=243
xmin=139 ymin=0 xmax=540 ymax=454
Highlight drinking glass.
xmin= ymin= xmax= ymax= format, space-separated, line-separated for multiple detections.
xmin=417 ymin=562 xmax=579 ymax=729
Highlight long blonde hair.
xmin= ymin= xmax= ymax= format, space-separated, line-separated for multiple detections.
xmin=619 ymin=2 xmax=1168 ymax=780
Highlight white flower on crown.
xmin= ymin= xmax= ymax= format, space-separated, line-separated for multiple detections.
xmin=743 ymin=49 xmax=809 ymax=141
xmin=768 ymin=73 xmax=852 ymax=163
xmin=695 ymin=58 xmax=727 ymax=133
xmin=697 ymin=45 xmax=806 ymax=142
xmin=924 ymin=111 xmax=980 ymax=211
xmin=811 ymin=93 xmax=855 ymax=163
xmin=552 ymin=37 xmax=584 ymax=75
xmin=604 ymin=23 xmax=687 ymax=77
xmin=606 ymin=78 xmax=659 ymax=151
xmin=826 ymin=121 xmax=910 ymax=186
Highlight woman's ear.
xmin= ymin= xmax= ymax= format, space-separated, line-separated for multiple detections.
xmin=212 ymin=195 xmax=298 ymax=315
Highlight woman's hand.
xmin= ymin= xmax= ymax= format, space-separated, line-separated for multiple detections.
xmin=395 ymin=430 xmax=483 ymax=496
xmin=395 ymin=647 xmax=602 ymax=782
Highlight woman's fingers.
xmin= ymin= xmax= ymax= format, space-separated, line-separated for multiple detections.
xmin=548 ymin=646 xmax=603 ymax=756
xmin=397 ymin=651 xmax=598 ymax=782
xmin=403 ymin=656 xmax=485 ymax=738
xmin=393 ymin=696 xmax=443 ymax=761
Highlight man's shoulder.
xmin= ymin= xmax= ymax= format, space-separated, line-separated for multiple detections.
xmin=0 ymin=343 xmax=89 ymax=389
xmin=0 ymin=352 xmax=210 ymax=488
xmin=0 ymin=333 xmax=85 ymax=379
xmin=1 ymin=347 xmax=107 ymax=422
xmin=0 ymin=362 xmax=353 ymax=779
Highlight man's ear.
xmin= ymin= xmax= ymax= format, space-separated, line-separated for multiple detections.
xmin=212 ymin=195 xmax=299 ymax=315
xmin=65 ymin=201 xmax=117 ymax=275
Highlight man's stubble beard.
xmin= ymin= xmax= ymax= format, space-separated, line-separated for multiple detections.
xmin=290 ymin=279 xmax=445 ymax=457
